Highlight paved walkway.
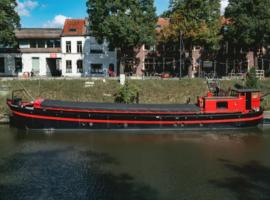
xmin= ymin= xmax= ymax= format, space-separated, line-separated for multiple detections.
xmin=264 ymin=111 xmax=270 ymax=119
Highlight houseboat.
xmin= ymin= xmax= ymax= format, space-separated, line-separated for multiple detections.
xmin=7 ymin=89 xmax=263 ymax=132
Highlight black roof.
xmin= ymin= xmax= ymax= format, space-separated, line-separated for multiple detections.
xmin=41 ymin=100 xmax=200 ymax=112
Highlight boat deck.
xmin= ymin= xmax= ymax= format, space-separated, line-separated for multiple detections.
xmin=41 ymin=100 xmax=200 ymax=112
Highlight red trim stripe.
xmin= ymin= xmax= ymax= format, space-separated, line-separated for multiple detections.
xmin=12 ymin=111 xmax=263 ymax=125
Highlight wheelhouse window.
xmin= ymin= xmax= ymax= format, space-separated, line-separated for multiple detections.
xmin=252 ymin=92 xmax=260 ymax=99
xmin=66 ymin=60 xmax=72 ymax=73
xmin=66 ymin=41 xmax=71 ymax=53
xmin=217 ymin=102 xmax=228 ymax=109
xmin=0 ymin=58 xmax=5 ymax=73
xmin=77 ymin=41 xmax=82 ymax=53
xmin=77 ymin=60 xmax=83 ymax=73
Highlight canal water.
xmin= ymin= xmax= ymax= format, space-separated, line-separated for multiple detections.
xmin=0 ymin=126 xmax=270 ymax=200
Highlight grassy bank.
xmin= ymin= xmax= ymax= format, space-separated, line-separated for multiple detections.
xmin=1 ymin=78 xmax=270 ymax=115
xmin=0 ymin=78 xmax=208 ymax=115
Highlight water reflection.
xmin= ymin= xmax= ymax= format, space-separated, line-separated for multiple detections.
xmin=0 ymin=126 xmax=270 ymax=200
xmin=0 ymin=142 xmax=158 ymax=200
xmin=210 ymin=160 xmax=270 ymax=200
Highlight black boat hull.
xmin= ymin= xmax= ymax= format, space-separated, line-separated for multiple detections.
xmin=9 ymin=104 xmax=263 ymax=132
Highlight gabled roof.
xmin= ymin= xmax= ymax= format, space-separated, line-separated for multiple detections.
xmin=156 ymin=18 xmax=170 ymax=33
xmin=157 ymin=18 xmax=170 ymax=28
xmin=15 ymin=28 xmax=62 ymax=39
xmin=62 ymin=19 xmax=86 ymax=36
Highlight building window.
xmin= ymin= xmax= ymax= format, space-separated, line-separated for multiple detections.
xmin=108 ymin=46 xmax=114 ymax=52
xmin=55 ymin=40 xmax=61 ymax=48
xmin=66 ymin=60 xmax=72 ymax=73
xmin=77 ymin=60 xmax=83 ymax=73
xmin=77 ymin=41 xmax=82 ymax=53
xmin=91 ymin=64 xmax=103 ymax=74
xmin=37 ymin=40 xmax=45 ymax=48
xmin=66 ymin=41 xmax=71 ymax=53
xmin=32 ymin=57 xmax=40 ymax=75
xmin=69 ymin=28 xmax=77 ymax=32
xmin=90 ymin=49 xmax=104 ymax=54
xmin=19 ymin=40 xmax=29 ymax=48
xmin=30 ymin=40 xmax=36 ymax=48
xmin=0 ymin=58 xmax=5 ymax=73
xmin=47 ymin=40 xmax=54 ymax=48
xmin=15 ymin=57 xmax=22 ymax=73
xmin=217 ymin=102 xmax=228 ymax=109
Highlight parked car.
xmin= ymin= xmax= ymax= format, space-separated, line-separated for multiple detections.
xmin=160 ymin=72 xmax=171 ymax=78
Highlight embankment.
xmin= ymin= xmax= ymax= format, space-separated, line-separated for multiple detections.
xmin=1 ymin=78 xmax=270 ymax=124
xmin=0 ymin=78 xmax=208 ymax=115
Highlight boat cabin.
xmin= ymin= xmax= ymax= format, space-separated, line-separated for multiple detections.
xmin=198 ymin=89 xmax=261 ymax=113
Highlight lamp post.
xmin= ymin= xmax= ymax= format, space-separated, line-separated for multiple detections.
xmin=179 ymin=31 xmax=182 ymax=79
xmin=179 ymin=30 xmax=184 ymax=79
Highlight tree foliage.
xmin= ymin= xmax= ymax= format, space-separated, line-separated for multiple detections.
xmin=0 ymin=0 xmax=20 ymax=46
xmin=160 ymin=0 xmax=222 ymax=51
xmin=225 ymin=0 xmax=270 ymax=50
xmin=87 ymin=0 xmax=156 ymax=55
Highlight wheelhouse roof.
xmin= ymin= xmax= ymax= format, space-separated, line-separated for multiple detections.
xmin=233 ymin=89 xmax=261 ymax=93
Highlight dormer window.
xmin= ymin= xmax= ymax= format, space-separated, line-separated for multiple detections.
xmin=69 ymin=28 xmax=77 ymax=32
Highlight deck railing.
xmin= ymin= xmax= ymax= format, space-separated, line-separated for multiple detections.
xmin=256 ymin=70 xmax=265 ymax=80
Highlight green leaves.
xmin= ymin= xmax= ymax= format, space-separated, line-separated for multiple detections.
xmin=0 ymin=0 xmax=20 ymax=47
xmin=225 ymin=0 xmax=270 ymax=50
xmin=161 ymin=0 xmax=221 ymax=52
xmin=87 ymin=0 xmax=156 ymax=54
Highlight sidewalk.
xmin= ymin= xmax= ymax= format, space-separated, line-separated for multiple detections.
xmin=0 ymin=114 xmax=9 ymax=124
xmin=264 ymin=111 xmax=270 ymax=119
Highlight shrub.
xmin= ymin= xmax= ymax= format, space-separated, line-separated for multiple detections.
xmin=246 ymin=68 xmax=259 ymax=89
xmin=114 ymin=82 xmax=139 ymax=104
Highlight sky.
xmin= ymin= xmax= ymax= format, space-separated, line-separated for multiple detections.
xmin=18 ymin=0 xmax=229 ymax=28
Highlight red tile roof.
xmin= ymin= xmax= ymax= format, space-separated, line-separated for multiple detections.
xmin=62 ymin=19 xmax=86 ymax=36
xmin=157 ymin=18 xmax=170 ymax=27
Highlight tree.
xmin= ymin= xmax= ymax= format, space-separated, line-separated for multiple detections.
xmin=225 ymin=0 xmax=270 ymax=67
xmin=0 ymin=0 xmax=20 ymax=46
xmin=160 ymin=0 xmax=222 ymax=77
xmin=87 ymin=0 xmax=156 ymax=74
